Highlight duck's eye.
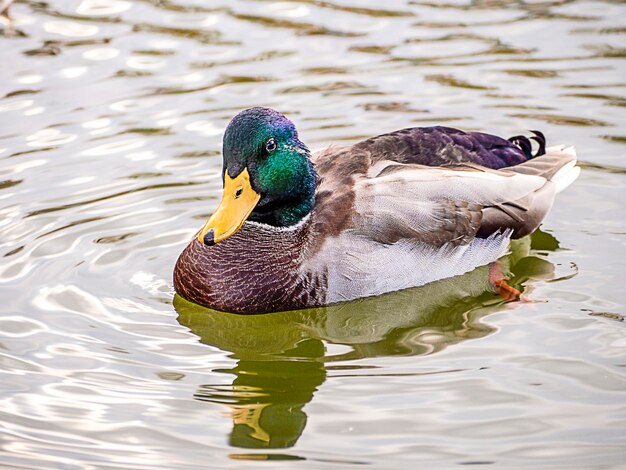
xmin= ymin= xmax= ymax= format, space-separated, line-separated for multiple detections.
xmin=234 ymin=187 xmax=243 ymax=199
xmin=265 ymin=138 xmax=277 ymax=153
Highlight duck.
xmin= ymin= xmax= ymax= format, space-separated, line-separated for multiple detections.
xmin=174 ymin=107 xmax=579 ymax=314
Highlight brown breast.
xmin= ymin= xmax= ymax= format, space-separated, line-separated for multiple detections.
xmin=173 ymin=219 xmax=328 ymax=314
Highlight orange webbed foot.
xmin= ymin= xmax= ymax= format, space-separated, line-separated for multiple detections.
xmin=489 ymin=261 xmax=530 ymax=302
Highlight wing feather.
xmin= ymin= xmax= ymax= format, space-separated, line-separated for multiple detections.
xmin=351 ymin=164 xmax=548 ymax=246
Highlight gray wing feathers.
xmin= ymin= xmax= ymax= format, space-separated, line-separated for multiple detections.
xmin=352 ymin=149 xmax=578 ymax=245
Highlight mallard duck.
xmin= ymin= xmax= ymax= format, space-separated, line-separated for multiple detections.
xmin=174 ymin=107 xmax=579 ymax=314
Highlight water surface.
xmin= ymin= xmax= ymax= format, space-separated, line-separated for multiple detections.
xmin=1 ymin=0 xmax=625 ymax=468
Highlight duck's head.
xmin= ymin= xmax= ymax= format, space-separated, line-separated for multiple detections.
xmin=198 ymin=107 xmax=316 ymax=246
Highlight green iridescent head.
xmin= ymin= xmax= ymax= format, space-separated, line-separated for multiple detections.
xmin=198 ymin=108 xmax=316 ymax=246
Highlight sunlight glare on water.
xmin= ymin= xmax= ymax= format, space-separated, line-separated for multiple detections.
xmin=0 ymin=0 xmax=625 ymax=468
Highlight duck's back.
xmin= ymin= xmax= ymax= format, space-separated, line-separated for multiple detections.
xmin=313 ymin=126 xmax=539 ymax=175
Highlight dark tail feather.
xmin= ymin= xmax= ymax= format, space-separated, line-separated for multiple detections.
xmin=529 ymin=130 xmax=546 ymax=156
xmin=508 ymin=130 xmax=547 ymax=159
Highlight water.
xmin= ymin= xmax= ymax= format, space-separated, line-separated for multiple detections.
xmin=1 ymin=0 xmax=625 ymax=468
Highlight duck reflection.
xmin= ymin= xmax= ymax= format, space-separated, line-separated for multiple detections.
xmin=193 ymin=338 xmax=325 ymax=449
xmin=175 ymin=230 xmax=559 ymax=450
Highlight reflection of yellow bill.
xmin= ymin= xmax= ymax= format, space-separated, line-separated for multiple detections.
xmin=198 ymin=168 xmax=260 ymax=245
xmin=230 ymin=403 xmax=271 ymax=443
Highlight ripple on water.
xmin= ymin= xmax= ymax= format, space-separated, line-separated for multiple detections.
xmin=394 ymin=35 xmax=495 ymax=60
xmin=0 ymin=99 xmax=34 ymax=112
xmin=184 ymin=120 xmax=223 ymax=136
xmin=508 ymin=113 xmax=611 ymax=127
xmin=76 ymin=0 xmax=132 ymax=16
xmin=425 ymin=74 xmax=496 ymax=91
xmin=0 ymin=316 xmax=46 ymax=338
xmin=83 ymin=47 xmax=120 ymax=61
xmin=44 ymin=21 xmax=99 ymax=37
xmin=33 ymin=285 xmax=119 ymax=322
xmin=59 ymin=66 xmax=89 ymax=80
xmin=81 ymin=138 xmax=145 ymax=156
xmin=26 ymin=129 xmax=76 ymax=147
xmin=109 ymin=98 xmax=159 ymax=112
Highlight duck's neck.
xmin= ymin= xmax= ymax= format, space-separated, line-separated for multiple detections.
xmin=248 ymin=196 xmax=314 ymax=227
xmin=248 ymin=160 xmax=317 ymax=228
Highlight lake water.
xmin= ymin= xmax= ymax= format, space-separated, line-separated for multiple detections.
xmin=1 ymin=0 xmax=625 ymax=468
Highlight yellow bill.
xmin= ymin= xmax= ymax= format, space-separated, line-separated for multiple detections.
xmin=198 ymin=168 xmax=261 ymax=245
